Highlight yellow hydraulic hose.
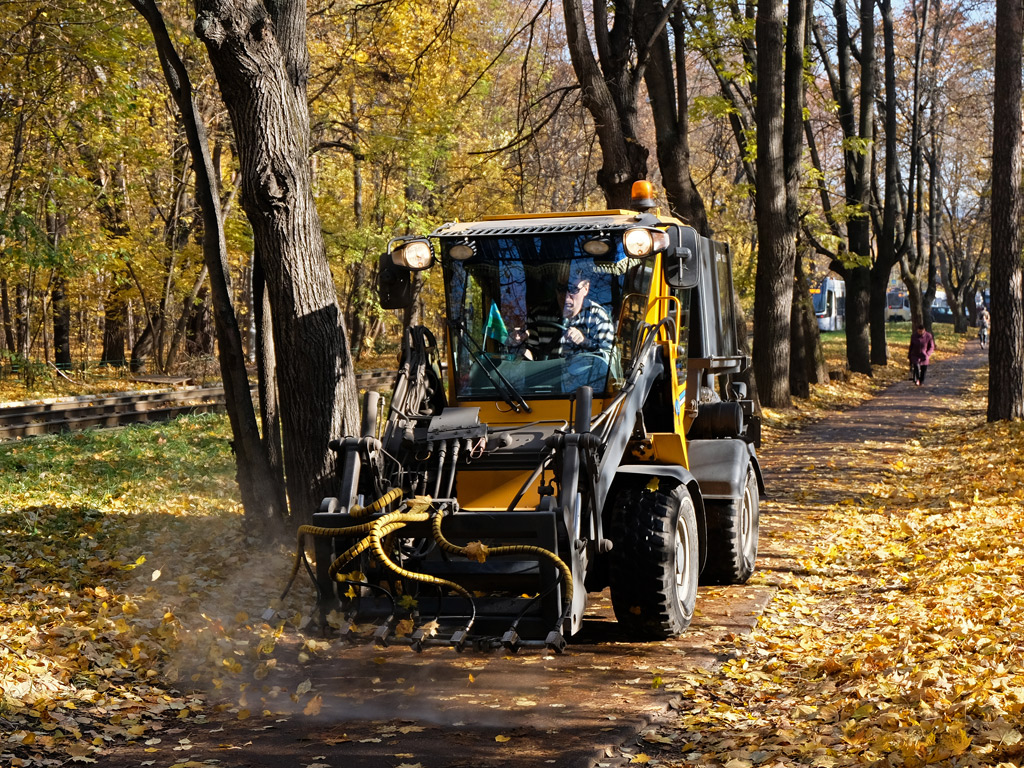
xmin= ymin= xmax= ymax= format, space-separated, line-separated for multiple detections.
xmin=288 ymin=519 xmax=379 ymax=586
xmin=291 ymin=490 xmax=567 ymax=634
xmin=286 ymin=488 xmax=407 ymax=585
xmin=326 ymin=520 xmax=406 ymax=581
xmin=349 ymin=487 xmax=403 ymax=519
xmin=430 ymin=512 xmax=574 ymax=604
xmin=366 ymin=508 xmax=473 ymax=600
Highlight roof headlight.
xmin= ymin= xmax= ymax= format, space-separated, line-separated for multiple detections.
xmin=391 ymin=239 xmax=434 ymax=270
xmin=622 ymin=227 xmax=669 ymax=257
xmin=449 ymin=242 xmax=475 ymax=260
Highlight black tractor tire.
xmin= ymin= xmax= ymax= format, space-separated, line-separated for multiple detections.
xmin=608 ymin=481 xmax=699 ymax=639
xmin=701 ymin=464 xmax=759 ymax=585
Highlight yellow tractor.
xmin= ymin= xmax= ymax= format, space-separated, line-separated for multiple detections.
xmin=304 ymin=182 xmax=763 ymax=651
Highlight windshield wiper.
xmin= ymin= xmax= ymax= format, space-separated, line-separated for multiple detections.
xmin=450 ymin=320 xmax=532 ymax=414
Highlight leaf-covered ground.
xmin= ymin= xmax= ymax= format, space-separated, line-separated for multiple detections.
xmin=0 ymin=415 xmax=308 ymax=766
xmin=637 ymin=371 xmax=1024 ymax=767
xmin=2 ymin=328 xmax=1000 ymax=768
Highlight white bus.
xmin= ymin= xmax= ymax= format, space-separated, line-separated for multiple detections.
xmin=811 ymin=276 xmax=846 ymax=332
xmin=886 ymin=290 xmax=910 ymax=322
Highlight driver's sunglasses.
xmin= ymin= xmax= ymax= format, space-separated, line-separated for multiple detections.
xmin=557 ymin=283 xmax=584 ymax=296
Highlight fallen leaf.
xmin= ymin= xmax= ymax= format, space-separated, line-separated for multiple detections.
xmin=303 ymin=695 xmax=323 ymax=716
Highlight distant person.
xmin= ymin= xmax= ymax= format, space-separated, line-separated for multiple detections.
xmin=979 ymin=306 xmax=991 ymax=348
xmin=909 ymin=324 xmax=936 ymax=386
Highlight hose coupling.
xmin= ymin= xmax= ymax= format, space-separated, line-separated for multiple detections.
xmin=545 ymin=630 xmax=566 ymax=654
xmin=450 ymin=628 xmax=469 ymax=652
xmin=501 ymin=629 xmax=522 ymax=654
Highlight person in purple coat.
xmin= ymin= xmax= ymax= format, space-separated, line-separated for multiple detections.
xmin=909 ymin=324 xmax=936 ymax=386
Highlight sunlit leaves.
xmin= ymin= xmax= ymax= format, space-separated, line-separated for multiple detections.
xmin=0 ymin=414 xmax=309 ymax=766
xmin=650 ymin=377 xmax=1024 ymax=767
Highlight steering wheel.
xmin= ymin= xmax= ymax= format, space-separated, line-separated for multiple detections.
xmin=528 ymin=319 xmax=568 ymax=360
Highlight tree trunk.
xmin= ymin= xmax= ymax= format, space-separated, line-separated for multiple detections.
xmin=752 ymin=0 xmax=796 ymax=408
xmin=872 ymin=0 xmax=905 ymax=367
xmin=254 ymin=250 xmax=286 ymax=489
xmin=785 ymin=0 xmax=812 ymax=396
xmin=989 ymin=0 xmax=1024 ymax=420
xmin=15 ymin=282 xmax=30 ymax=357
xmin=842 ymin=265 xmax=872 ymax=373
xmin=167 ymin=264 xmax=210 ymax=370
xmin=561 ymin=0 xmax=649 ymax=208
xmin=2 ymin=279 xmax=16 ymax=354
xmin=194 ymin=0 xmax=359 ymax=521
xmin=821 ymin=0 xmax=875 ymax=376
xmin=132 ymin=0 xmax=290 ymax=534
xmin=789 ymin=273 xmax=809 ymax=399
xmin=868 ymin=267 xmax=889 ymax=363
xmin=793 ymin=246 xmax=827 ymax=388
xmin=131 ymin=316 xmax=158 ymax=374
xmin=102 ymin=278 xmax=130 ymax=367
xmin=51 ymin=275 xmax=72 ymax=369
xmin=634 ymin=0 xmax=708 ymax=233
xmin=185 ymin=285 xmax=215 ymax=357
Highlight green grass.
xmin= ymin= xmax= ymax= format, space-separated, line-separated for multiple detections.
xmin=0 ymin=413 xmax=238 ymax=516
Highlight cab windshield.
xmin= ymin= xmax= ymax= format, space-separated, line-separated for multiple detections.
xmin=442 ymin=233 xmax=654 ymax=400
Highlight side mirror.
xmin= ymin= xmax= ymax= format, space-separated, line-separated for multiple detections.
xmin=664 ymin=226 xmax=700 ymax=289
xmin=377 ymin=252 xmax=413 ymax=310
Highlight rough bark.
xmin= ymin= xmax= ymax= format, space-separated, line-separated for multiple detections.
xmin=1 ymin=279 xmax=15 ymax=353
xmin=813 ymin=0 xmax=875 ymax=375
xmin=989 ymin=0 xmax=1024 ymax=420
xmin=752 ymin=0 xmax=795 ymax=408
xmin=131 ymin=0 xmax=290 ymax=533
xmin=15 ymin=282 xmax=29 ymax=356
xmin=634 ymin=0 xmax=708 ymax=232
xmin=194 ymin=0 xmax=359 ymax=520
xmin=51 ymin=276 xmax=72 ymax=369
xmin=166 ymin=264 xmax=210 ymax=370
xmin=785 ymin=0 xmax=816 ymax=395
xmin=795 ymin=247 xmax=827 ymax=387
xmin=253 ymin=249 xmax=286 ymax=488
xmin=562 ymin=0 xmax=649 ymax=207
xmin=101 ymin=281 xmax=129 ymax=367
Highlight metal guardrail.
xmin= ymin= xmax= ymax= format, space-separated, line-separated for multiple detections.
xmin=354 ymin=368 xmax=399 ymax=389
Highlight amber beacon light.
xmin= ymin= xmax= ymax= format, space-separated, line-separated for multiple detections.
xmin=631 ymin=180 xmax=655 ymax=210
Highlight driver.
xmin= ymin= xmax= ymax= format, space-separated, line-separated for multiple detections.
xmin=555 ymin=278 xmax=614 ymax=357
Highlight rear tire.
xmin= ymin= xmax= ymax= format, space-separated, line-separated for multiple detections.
xmin=609 ymin=482 xmax=698 ymax=639
xmin=702 ymin=465 xmax=759 ymax=585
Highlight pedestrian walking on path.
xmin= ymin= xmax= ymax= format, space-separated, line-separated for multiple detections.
xmin=909 ymin=324 xmax=936 ymax=386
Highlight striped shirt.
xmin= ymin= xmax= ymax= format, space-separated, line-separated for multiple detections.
xmin=558 ymin=301 xmax=615 ymax=357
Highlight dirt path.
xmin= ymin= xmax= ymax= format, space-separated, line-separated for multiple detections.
xmin=97 ymin=342 xmax=988 ymax=768
xmin=760 ymin=339 xmax=988 ymax=520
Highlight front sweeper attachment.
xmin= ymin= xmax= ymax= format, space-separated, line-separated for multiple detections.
xmin=290 ymin=491 xmax=574 ymax=652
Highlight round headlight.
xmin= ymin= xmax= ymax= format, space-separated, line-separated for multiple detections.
xmin=623 ymin=227 xmax=655 ymax=257
xmin=392 ymin=240 xmax=433 ymax=270
xmin=450 ymin=243 xmax=475 ymax=260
